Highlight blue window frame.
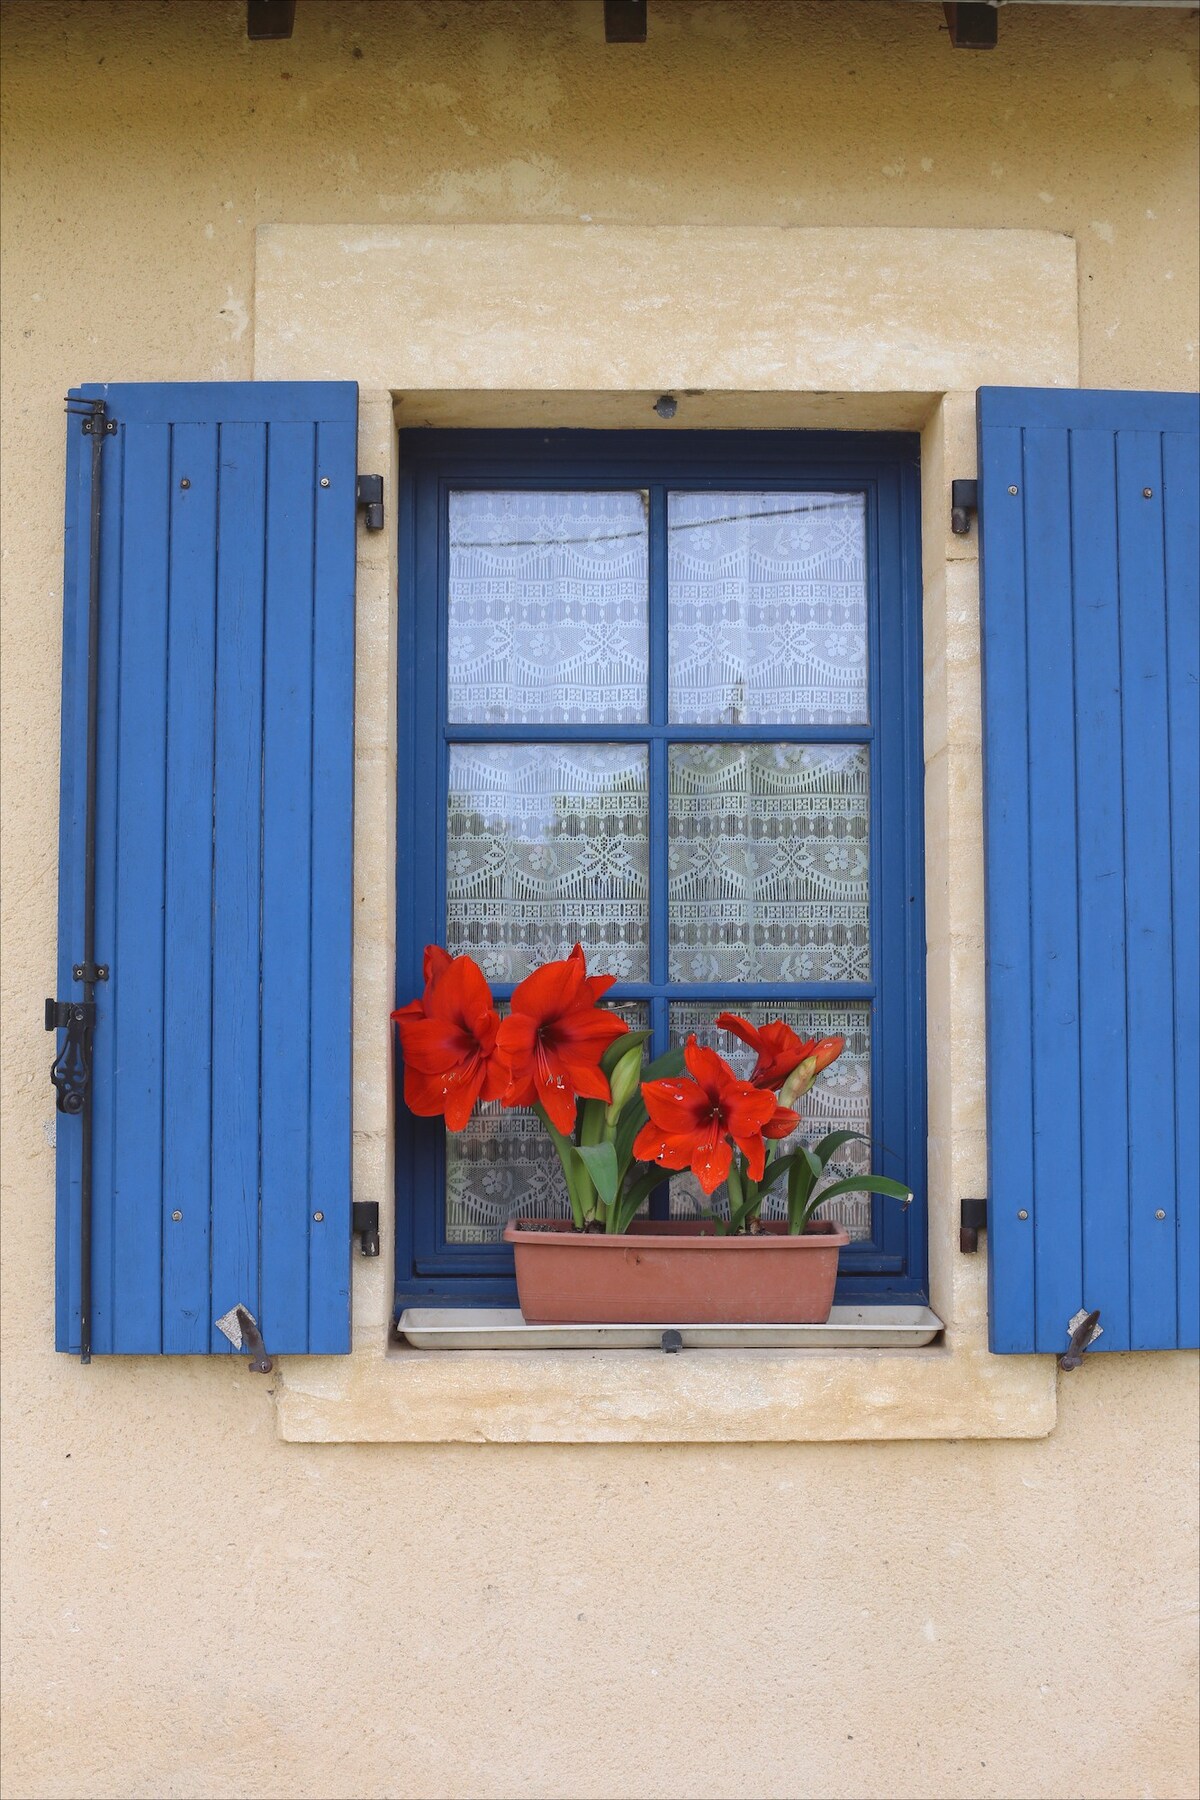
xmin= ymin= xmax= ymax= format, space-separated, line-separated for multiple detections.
xmin=395 ymin=429 xmax=926 ymax=1310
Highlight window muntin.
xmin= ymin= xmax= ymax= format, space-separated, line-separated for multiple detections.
xmin=398 ymin=433 xmax=924 ymax=1305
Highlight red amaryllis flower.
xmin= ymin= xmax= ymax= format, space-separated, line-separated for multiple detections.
xmin=497 ymin=944 xmax=629 ymax=1135
xmin=714 ymin=1014 xmax=846 ymax=1091
xmin=391 ymin=946 xmax=509 ymax=1131
xmin=633 ymin=1037 xmax=800 ymax=1194
xmin=714 ymin=1012 xmax=818 ymax=1089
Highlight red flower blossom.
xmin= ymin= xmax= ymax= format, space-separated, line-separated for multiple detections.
xmin=633 ymin=1037 xmax=800 ymax=1194
xmin=714 ymin=1013 xmax=845 ymax=1091
xmin=391 ymin=946 xmax=509 ymax=1131
xmin=497 ymin=944 xmax=629 ymax=1135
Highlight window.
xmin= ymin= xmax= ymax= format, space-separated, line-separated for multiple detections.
xmin=396 ymin=431 xmax=926 ymax=1309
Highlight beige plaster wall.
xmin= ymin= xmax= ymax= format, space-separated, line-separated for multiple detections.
xmin=2 ymin=5 xmax=1198 ymax=1798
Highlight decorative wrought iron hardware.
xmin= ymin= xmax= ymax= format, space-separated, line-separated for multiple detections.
xmin=356 ymin=474 xmax=385 ymax=532
xmin=1059 ymin=1308 xmax=1102 ymax=1371
xmin=352 ymin=1200 xmax=381 ymax=1257
xmin=951 ymin=478 xmax=979 ymax=536
xmin=45 ymin=1000 xmax=96 ymax=1116
xmin=959 ymin=1196 xmax=987 ymax=1252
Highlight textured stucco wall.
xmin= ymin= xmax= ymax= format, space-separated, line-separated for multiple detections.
xmin=1 ymin=6 xmax=1198 ymax=1799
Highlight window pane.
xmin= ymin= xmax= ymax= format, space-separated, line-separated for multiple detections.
xmin=668 ymin=744 xmax=869 ymax=983
xmin=447 ymin=744 xmax=650 ymax=983
xmin=668 ymin=491 xmax=868 ymax=724
xmin=446 ymin=1003 xmax=648 ymax=1243
xmin=448 ymin=491 xmax=649 ymax=724
xmin=668 ymin=1002 xmax=873 ymax=1239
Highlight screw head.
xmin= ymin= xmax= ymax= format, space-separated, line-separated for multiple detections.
xmin=180 ymin=478 xmax=191 ymax=490
xmin=1143 ymin=488 xmax=1154 ymax=499
xmin=319 ymin=477 xmax=331 ymax=489
xmin=1017 ymin=1209 xmax=1029 ymax=1221
xmin=1008 ymin=485 xmax=1019 ymax=496
xmin=313 ymin=1210 xmax=324 ymax=1222
xmin=171 ymin=1210 xmax=182 ymax=1222
xmin=1155 ymin=1209 xmax=1166 ymax=1220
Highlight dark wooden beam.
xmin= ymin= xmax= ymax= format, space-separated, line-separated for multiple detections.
xmin=247 ymin=0 xmax=296 ymax=41
xmin=943 ymin=4 xmax=998 ymax=49
xmin=604 ymin=0 xmax=647 ymax=45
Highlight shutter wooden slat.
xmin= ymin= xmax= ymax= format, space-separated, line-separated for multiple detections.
xmin=979 ymin=387 xmax=1200 ymax=1355
xmin=55 ymin=384 xmax=357 ymax=1357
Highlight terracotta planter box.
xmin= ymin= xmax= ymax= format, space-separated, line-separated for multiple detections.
xmin=504 ymin=1217 xmax=850 ymax=1325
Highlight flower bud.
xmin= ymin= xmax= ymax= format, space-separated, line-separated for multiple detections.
xmin=778 ymin=1054 xmax=818 ymax=1108
xmin=605 ymin=1041 xmax=645 ymax=1123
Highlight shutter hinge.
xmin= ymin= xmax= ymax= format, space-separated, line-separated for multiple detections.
xmin=352 ymin=1200 xmax=381 ymax=1257
xmin=950 ymin=478 xmax=978 ymax=536
xmin=44 ymin=999 xmax=97 ymax=1115
xmin=356 ymin=474 xmax=385 ymax=532
xmin=959 ymin=1196 xmax=987 ymax=1252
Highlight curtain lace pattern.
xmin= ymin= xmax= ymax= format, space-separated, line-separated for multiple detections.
xmin=446 ymin=744 xmax=650 ymax=984
xmin=449 ymin=491 xmax=649 ymax=724
xmin=668 ymin=744 xmax=870 ymax=984
xmin=668 ymin=492 xmax=868 ymax=725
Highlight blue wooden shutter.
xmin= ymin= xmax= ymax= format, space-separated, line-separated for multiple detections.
xmin=54 ymin=383 xmax=358 ymax=1356
xmin=978 ymin=387 xmax=1199 ymax=1355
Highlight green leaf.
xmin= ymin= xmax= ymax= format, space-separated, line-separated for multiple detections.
xmin=578 ymin=1097 xmax=607 ymax=1147
xmin=755 ymin=1149 xmax=806 ymax=1198
xmin=613 ymin=1094 xmax=648 ymax=1175
xmin=812 ymin=1175 xmax=914 ymax=1205
xmin=809 ymin=1130 xmax=867 ymax=1171
xmin=613 ymin=1164 xmax=668 ymax=1233
xmin=600 ymin=1029 xmax=650 ymax=1079
xmin=786 ymin=1149 xmax=821 ymax=1233
xmin=576 ymin=1142 xmax=620 ymax=1208
xmin=641 ymin=1046 xmax=686 ymax=1083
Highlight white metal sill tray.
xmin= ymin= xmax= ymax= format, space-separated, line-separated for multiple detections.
xmin=397 ymin=1305 xmax=943 ymax=1351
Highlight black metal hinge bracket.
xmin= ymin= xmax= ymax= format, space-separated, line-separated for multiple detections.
xmin=352 ymin=1200 xmax=381 ymax=1257
xmin=943 ymin=4 xmax=998 ymax=51
xmin=44 ymin=1000 xmax=97 ymax=1116
xmin=960 ymin=1196 xmax=987 ymax=1252
xmin=951 ymin=478 xmax=979 ymax=536
xmin=356 ymin=474 xmax=385 ymax=532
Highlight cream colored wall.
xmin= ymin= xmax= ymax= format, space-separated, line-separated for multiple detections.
xmin=2 ymin=5 xmax=1197 ymax=1799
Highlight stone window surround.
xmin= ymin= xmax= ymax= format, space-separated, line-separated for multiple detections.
xmin=253 ymin=224 xmax=1079 ymax=1443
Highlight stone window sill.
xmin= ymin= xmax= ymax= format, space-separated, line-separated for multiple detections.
xmin=273 ymin=1327 xmax=1057 ymax=1444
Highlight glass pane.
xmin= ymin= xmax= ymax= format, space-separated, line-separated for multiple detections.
xmin=446 ymin=1003 xmax=648 ymax=1243
xmin=668 ymin=1002 xmax=873 ymax=1240
xmin=447 ymin=744 xmax=650 ymax=983
xmin=668 ymin=744 xmax=869 ymax=984
xmin=448 ymin=490 xmax=649 ymax=724
xmin=668 ymin=491 xmax=868 ymax=724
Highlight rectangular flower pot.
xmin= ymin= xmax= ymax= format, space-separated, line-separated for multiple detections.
xmin=503 ymin=1217 xmax=850 ymax=1325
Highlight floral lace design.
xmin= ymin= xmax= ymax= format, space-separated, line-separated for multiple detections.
xmin=668 ymin=744 xmax=870 ymax=984
xmin=446 ymin=744 xmax=650 ymax=984
xmin=668 ymin=492 xmax=868 ymax=725
xmin=448 ymin=491 xmax=649 ymax=724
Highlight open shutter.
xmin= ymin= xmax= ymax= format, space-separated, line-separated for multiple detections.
xmin=53 ymin=383 xmax=358 ymax=1356
xmin=978 ymin=387 xmax=1199 ymax=1355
